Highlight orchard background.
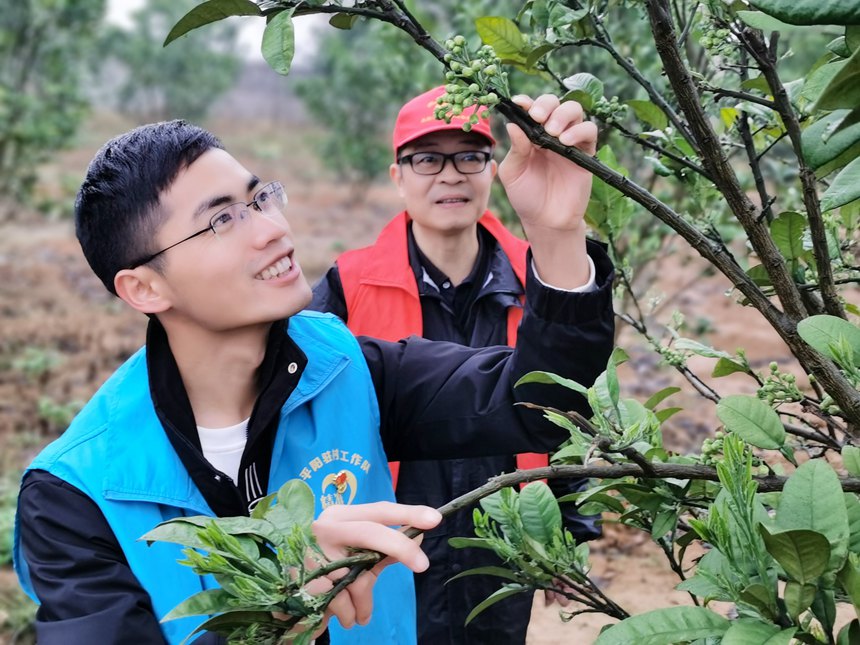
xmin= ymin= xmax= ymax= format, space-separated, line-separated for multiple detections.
xmin=2 ymin=1 xmax=860 ymax=643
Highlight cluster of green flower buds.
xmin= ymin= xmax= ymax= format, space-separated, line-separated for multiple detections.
xmin=437 ymin=36 xmax=509 ymax=131
xmin=700 ymin=430 xmax=725 ymax=466
xmin=819 ymin=395 xmax=842 ymax=416
xmin=698 ymin=18 xmax=735 ymax=59
xmin=756 ymin=362 xmax=803 ymax=405
xmin=657 ymin=345 xmax=686 ymax=369
xmin=591 ymin=96 xmax=627 ymax=126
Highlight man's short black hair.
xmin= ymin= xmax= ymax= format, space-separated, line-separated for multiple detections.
xmin=75 ymin=120 xmax=223 ymax=295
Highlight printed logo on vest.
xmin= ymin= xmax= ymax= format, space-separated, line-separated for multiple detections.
xmin=320 ymin=469 xmax=358 ymax=508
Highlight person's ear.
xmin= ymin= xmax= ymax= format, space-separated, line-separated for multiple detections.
xmin=490 ymin=157 xmax=498 ymax=179
xmin=114 ymin=268 xmax=171 ymax=315
xmin=390 ymin=162 xmax=405 ymax=197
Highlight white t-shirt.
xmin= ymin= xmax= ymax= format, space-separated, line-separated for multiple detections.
xmin=197 ymin=418 xmax=249 ymax=485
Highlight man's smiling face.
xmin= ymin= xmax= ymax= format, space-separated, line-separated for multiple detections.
xmin=391 ymin=130 xmax=496 ymax=235
xmin=149 ymin=148 xmax=311 ymax=332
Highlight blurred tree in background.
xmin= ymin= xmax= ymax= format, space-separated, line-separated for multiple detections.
xmin=0 ymin=0 xmax=105 ymax=218
xmin=101 ymin=0 xmax=242 ymax=123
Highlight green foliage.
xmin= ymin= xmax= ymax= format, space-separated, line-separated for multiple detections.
xmin=104 ymin=0 xmax=241 ymax=122
xmin=11 ymin=346 xmax=62 ymax=381
xmin=0 ymin=470 xmax=19 ymax=566
xmin=0 ymin=0 xmax=105 ymax=215
xmin=593 ymin=606 xmax=732 ymax=644
xmin=142 ymin=480 xmax=326 ymax=645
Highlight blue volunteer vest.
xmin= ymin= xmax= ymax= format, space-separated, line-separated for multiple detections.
xmin=14 ymin=312 xmax=415 ymax=644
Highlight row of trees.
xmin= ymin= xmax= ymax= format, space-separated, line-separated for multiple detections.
xmin=159 ymin=0 xmax=860 ymax=643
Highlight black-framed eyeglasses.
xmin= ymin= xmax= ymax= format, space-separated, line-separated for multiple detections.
xmin=126 ymin=181 xmax=288 ymax=269
xmin=397 ymin=151 xmax=492 ymax=176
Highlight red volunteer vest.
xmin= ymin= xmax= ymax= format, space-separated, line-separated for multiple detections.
xmin=337 ymin=211 xmax=549 ymax=486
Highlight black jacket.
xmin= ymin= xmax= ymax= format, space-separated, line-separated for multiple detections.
xmin=311 ymin=229 xmax=606 ymax=644
xmin=17 ymin=247 xmax=615 ymax=645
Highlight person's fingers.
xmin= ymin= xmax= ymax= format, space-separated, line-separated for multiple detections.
xmin=559 ymin=121 xmax=598 ymax=155
xmin=326 ymin=585 xmax=357 ymax=629
xmin=344 ymin=569 xmax=377 ymax=626
xmin=314 ymin=519 xmax=431 ymax=572
xmin=511 ymin=94 xmax=594 ymax=154
xmin=318 ymin=501 xmax=441 ymax=530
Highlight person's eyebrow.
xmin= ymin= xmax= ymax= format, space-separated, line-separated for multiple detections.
xmin=191 ymin=175 xmax=261 ymax=220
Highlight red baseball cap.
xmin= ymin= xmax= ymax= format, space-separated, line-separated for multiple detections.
xmin=392 ymin=86 xmax=495 ymax=157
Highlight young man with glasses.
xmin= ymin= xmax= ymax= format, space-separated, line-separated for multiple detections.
xmin=310 ymin=86 xmax=606 ymax=644
xmin=15 ymin=93 xmax=614 ymax=645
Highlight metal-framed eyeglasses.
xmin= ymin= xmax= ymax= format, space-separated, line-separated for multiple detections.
xmin=397 ymin=151 xmax=492 ymax=176
xmin=127 ymin=181 xmax=288 ymax=269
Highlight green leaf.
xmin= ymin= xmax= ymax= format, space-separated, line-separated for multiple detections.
xmin=524 ymin=43 xmax=556 ymax=68
xmin=844 ymin=446 xmax=860 ymax=476
xmin=712 ymin=357 xmax=751 ymax=378
xmin=164 ymin=0 xmax=261 ymax=47
xmin=759 ymin=526 xmax=831 ymax=583
xmin=518 ymin=482 xmax=561 ymax=544
xmin=746 ymin=264 xmax=773 ymax=287
xmin=784 ymin=581 xmax=817 ymax=619
xmin=655 ymin=407 xmax=683 ymax=423
xmin=821 ymin=157 xmax=860 ymax=211
xmin=797 ymin=314 xmax=860 ymax=364
xmin=643 ymin=386 xmax=681 ymax=410
xmin=566 ymin=491 xmax=625 ymax=513
xmin=721 ymin=619 xmax=796 ymax=644
xmin=802 ymin=110 xmax=860 ymax=169
xmin=776 ymin=460 xmax=850 ymax=577
xmin=464 ymin=585 xmax=527 ymax=625
xmin=448 ymin=536 xmax=497 ymax=551
xmin=801 ymin=60 xmax=848 ymax=105
xmin=770 ymin=212 xmax=807 ymax=260
xmin=625 ymin=99 xmax=668 ymax=130
xmin=476 ymin=16 xmax=526 ymax=59
xmin=329 ymin=13 xmax=359 ymax=30
xmin=179 ymin=611 xmax=293 ymax=644
xmin=674 ymin=338 xmax=732 ymax=359
xmin=593 ymin=606 xmax=731 ymax=645
xmin=816 ymin=45 xmax=860 ymax=110
xmin=141 ymin=518 xmax=213 ymax=549
xmin=269 ymin=480 xmax=315 ymax=532
xmin=811 ymin=588 xmax=837 ymax=635
xmin=651 ymin=509 xmax=678 ymax=540
xmin=446 ymin=566 xmax=520 ymax=584
xmin=749 ymin=0 xmax=860 ymax=26
xmin=261 ymin=9 xmax=296 ymax=76
xmin=716 ymin=395 xmax=786 ymax=449
xmin=562 ymin=73 xmax=604 ymax=112
xmin=837 ymin=620 xmax=860 ymax=645
xmin=739 ymin=582 xmax=777 ymax=617
xmin=584 ymin=145 xmax=633 ymax=237
xmin=837 ymin=557 xmax=860 ymax=612
xmin=161 ymin=588 xmax=235 ymax=621
xmin=845 ymin=493 xmax=860 ymax=553
xmin=515 ymin=370 xmax=589 ymax=395
xmin=737 ymin=10 xmax=799 ymax=32
xmin=741 ymin=75 xmax=773 ymax=95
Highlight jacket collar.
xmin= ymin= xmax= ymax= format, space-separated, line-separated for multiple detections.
xmin=408 ymin=222 xmax=523 ymax=301
xmin=102 ymin=316 xmax=347 ymax=516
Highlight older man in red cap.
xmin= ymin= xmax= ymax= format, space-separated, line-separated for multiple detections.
xmin=310 ymin=86 xmax=604 ymax=644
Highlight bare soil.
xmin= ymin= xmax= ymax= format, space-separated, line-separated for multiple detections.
xmin=0 ymin=113 xmax=804 ymax=643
